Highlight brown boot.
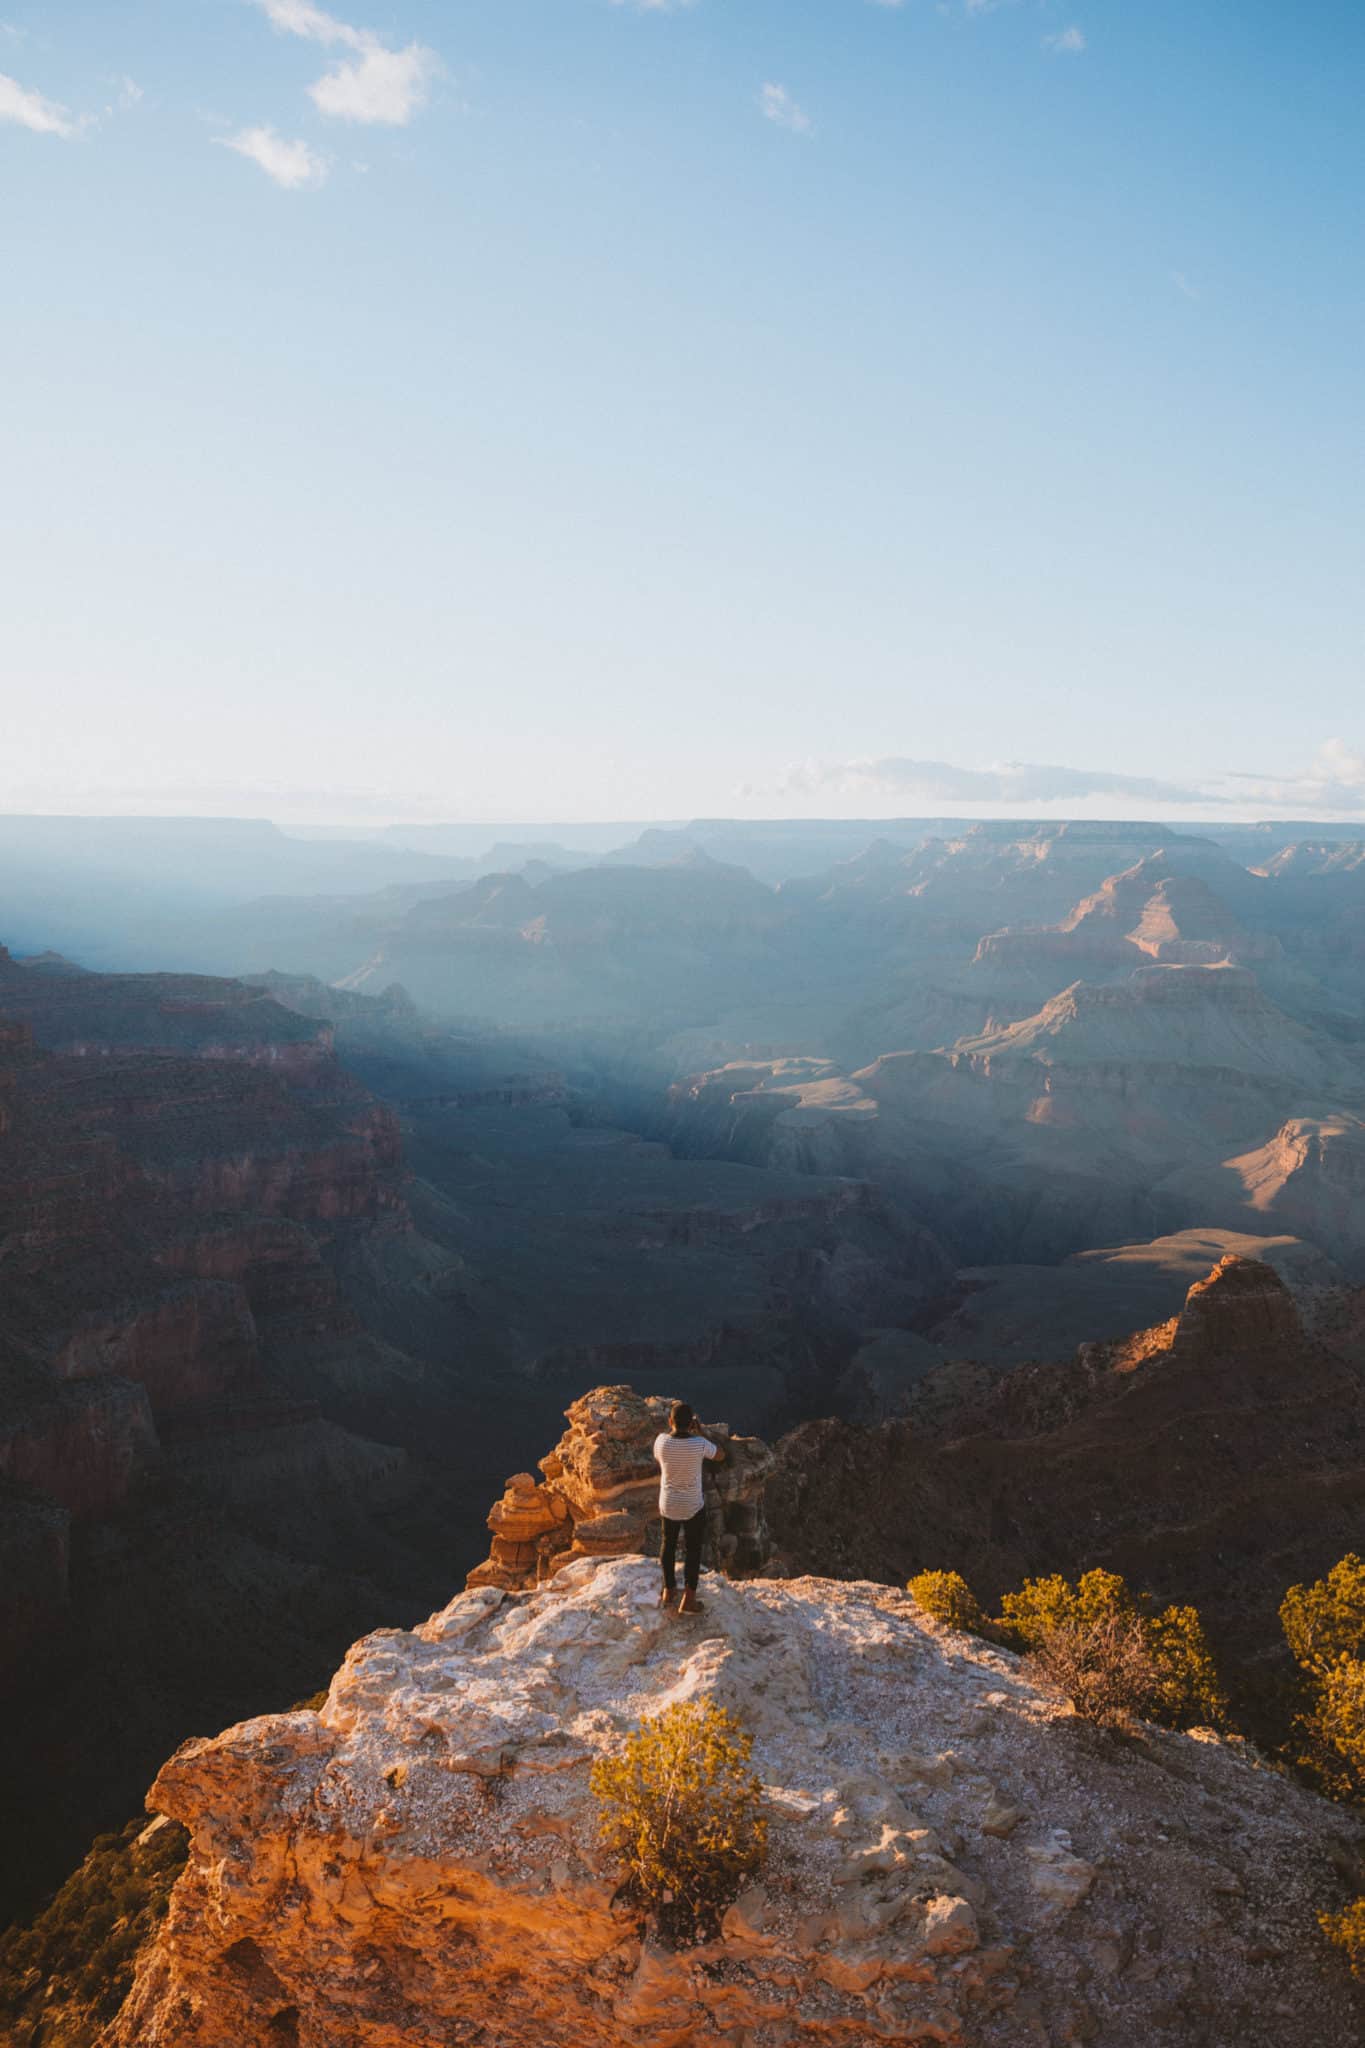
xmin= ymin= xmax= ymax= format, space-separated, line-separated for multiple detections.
xmin=678 ymin=1589 xmax=706 ymax=1616
xmin=659 ymin=1586 xmax=679 ymax=1610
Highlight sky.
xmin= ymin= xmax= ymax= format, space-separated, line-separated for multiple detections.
xmin=2 ymin=0 xmax=1363 ymax=826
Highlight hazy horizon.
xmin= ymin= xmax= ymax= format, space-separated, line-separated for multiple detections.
xmin=5 ymin=784 xmax=1365 ymax=832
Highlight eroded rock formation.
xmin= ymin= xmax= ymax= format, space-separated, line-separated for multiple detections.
xmin=112 ymin=1556 xmax=1364 ymax=2047
xmin=468 ymin=1384 xmax=775 ymax=1591
xmin=659 ymin=963 xmax=1365 ymax=1264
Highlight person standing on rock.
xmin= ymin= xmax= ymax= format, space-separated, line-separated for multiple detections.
xmin=654 ymin=1401 xmax=725 ymax=1616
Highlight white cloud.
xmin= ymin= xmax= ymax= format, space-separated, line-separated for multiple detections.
xmin=258 ymin=0 xmax=362 ymax=46
xmin=1045 ymin=25 xmax=1087 ymax=54
xmin=218 ymin=124 xmax=329 ymax=188
xmin=0 ymin=70 xmax=79 ymax=136
xmin=253 ymin=0 xmax=440 ymax=126
xmin=774 ymin=757 xmax=1211 ymax=807
xmin=760 ymin=82 xmax=813 ymax=136
xmin=1171 ymin=269 xmax=1200 ymax=302
xmin=1217 ymin=739 xmax=1365 ymax=815
xmin=757 ymin=742 xmax=1365 ymax=821
xmin=308 ymin=41 xmax=437 ymax=124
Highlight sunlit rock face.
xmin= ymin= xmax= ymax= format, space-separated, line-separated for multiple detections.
xmin=467 ymin=1383 xmax=776 ymax=1592
xmin=114 ymin=1556 xmax=1363 ymax=2047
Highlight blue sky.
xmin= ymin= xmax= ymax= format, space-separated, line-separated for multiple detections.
xmin=2 ymin=1 xmax=1363 ymax=824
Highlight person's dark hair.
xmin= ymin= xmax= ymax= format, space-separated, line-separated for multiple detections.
xmin=669 ymin=1400 xmax=696 ymax=1437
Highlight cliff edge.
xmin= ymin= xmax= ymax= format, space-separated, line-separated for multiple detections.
xmin=111 ymin=1556 xmax=1362 ymax=2047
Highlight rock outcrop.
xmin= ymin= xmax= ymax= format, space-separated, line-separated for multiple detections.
xmin=1165 ymin=1249 xmax=1306 ymax=1359
xmin=112 ymin=1556 xmax=1364 ymax=2047
xmin=468 ymin=1384 xmax=775 ymax=1591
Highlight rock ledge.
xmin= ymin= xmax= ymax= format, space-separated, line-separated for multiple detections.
xmin=112 ymin=1559 xmax=1363 ymax=2046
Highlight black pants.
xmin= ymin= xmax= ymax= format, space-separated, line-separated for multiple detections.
xmin=661 ymin=1508 xmax=706 ymax=1593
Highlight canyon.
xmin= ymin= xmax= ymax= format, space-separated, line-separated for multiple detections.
xmin=5 ymin=810 xmax=1365 ymax=2037
xmin=0 ymin=937 xmax=953 ymax=1928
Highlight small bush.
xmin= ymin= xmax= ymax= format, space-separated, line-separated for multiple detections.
xmin=1000 ymin=1570 xmax=1227 ymax=1729
xmin=1321 ymin=1896 xmax=1365 ymax=1978
xmin=998 ymin=1568 xmax=1129 ymax=1647
xmin=1143 ymin=1602 xmax=1229 ymax=1728
xmin=1280 ymin=1559 xmax=1365 ymax=1801
xmin=590 ymin=1700 xmax=767 ymax=1941
xmin=1281 ymin=1555 xmax=1365 ymax=1675
xmin=907 ymin=1570 xmax=985 ymax=1633
xmin=1282 ymin=1565 xmax=1365 ymax=1980
xmin=1299 ymin=1654 xmax=1365 ymax=1803
xmin=1024 ymin=1612 xmax=1158 ymax=1730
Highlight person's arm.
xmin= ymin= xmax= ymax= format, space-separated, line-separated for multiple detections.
xmin=703 ymin=1434 xmax=727 ymax=1466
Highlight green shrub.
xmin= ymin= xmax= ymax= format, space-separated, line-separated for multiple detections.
xmin=999 ymin=1570 xmax=1227 ymax=1729
xmin=907 ymin=1570 xmax=985 ymax=1633
xmin=1142 ymin=1602 xmax=1229 ymax=1728
xmin=1281 ymin=1555 xmax=1365 ymax=1675
xmin=590 ymin=1700 xmax=767 ymax=1942
xmin=1314 ymin=1657 xmax=1365 ymax=1788
xmin=1280 ymin=1558 xmax=1365 ymax=1802
xmin=1280 ymin=1563 xmax=1365 ymax=1984
xmin=1321 ymin=1896 xmax=1365 ymax=1978
xmin=998 ymin=1568 xmax=1130 ymax=1646
xmin=1293 ymin=1653 xmax=1365 ymax=1804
